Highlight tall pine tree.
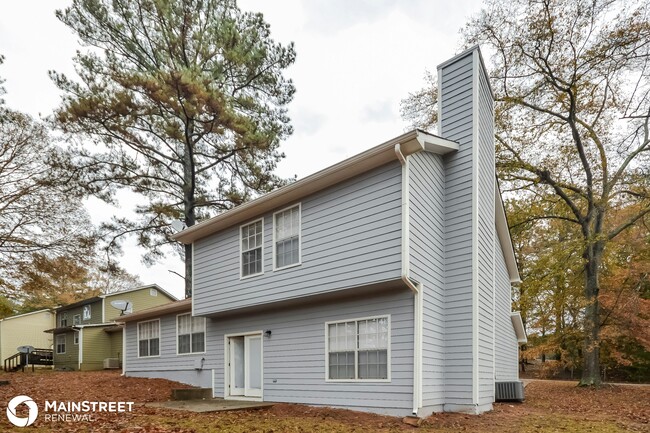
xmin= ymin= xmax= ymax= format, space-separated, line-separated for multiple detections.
xmin=51 ymin=0 xmax=296 ymax=297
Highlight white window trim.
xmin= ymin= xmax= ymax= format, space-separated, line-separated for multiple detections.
xmin=176 ymin=313 xmax=206 ymax=356
xmin=82 ymin=305 xmax=91 ymax=320
xmin=60 ymin=312 xmax=68 ymax=327
xmin=239 ymin=218 xmax=265 ymax=280
xmin=272 ymin=203 xmax=302 ymax=271
xmin=73 ymin=331 xmax=79 ymax=345
xmin=73 ymin=314 xmax=81 ymax=325
xmin=137 ymin=319 xmax=161 ymax=358
xmin=55 ymin=334 xmax=66 ymax=354
xmin=324 ymin=314 xmax=391 ymax=383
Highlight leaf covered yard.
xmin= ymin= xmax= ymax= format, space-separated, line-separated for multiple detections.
xmin=0 ymin=371 xmax=648 ymax=433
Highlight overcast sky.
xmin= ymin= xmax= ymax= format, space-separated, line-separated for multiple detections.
xmin=0 ymin=0 xmax=484 ymax=299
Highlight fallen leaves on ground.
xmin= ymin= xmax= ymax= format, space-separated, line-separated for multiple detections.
xmin=0 ymin=371 xmax=648 ymax=432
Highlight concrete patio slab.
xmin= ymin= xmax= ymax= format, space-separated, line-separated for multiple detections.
xmin=146 ymin=398 xmax=274 ymax=413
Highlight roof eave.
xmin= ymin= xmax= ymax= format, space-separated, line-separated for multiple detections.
xmin=495 ymin=183 xmax=522 ymax=284
xmin=511 ymin=311 xmax=528 ymax=345
xmin=172 ymin=129 xmax=458 ymax=244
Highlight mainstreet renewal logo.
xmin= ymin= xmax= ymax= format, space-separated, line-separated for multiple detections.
xmin=6 ymin=395 xmax=38 ymax=427
xmin=6 ymin=395 xmax=134 ymax=427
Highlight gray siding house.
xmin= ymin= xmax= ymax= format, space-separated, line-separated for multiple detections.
xmin=119 ymin=47 xmax=526 ymax=417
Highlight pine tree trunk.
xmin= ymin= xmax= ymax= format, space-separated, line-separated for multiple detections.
xmin=183 ymin=123 xmax=196 ymax=299
xmin=184 ymin=243 xmax=192 ymax=299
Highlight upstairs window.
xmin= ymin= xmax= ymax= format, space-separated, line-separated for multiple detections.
xmin=73 ymin=314 xmax=81 ymax=325
xmin=82 ymin=305 xmax=91 ymax=320
xmin=138 ymin=320 xmax=160 ymax=357
xmin=60 ymin=313 xmax=68 ymax=327
xmin=177 ymin=314 xmax=206 ymax=354
xmin=241 ymin=219 xmax=263 ymax=278
xmin=274 ymin=204 xmax=301 ymax=269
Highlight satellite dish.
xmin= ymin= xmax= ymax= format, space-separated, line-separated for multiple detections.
xmin=170 ymin=220 xmax=186 ymax=232
xmin=110 ymin=300 xmax=131 ymax=315
xmin=17 ymin=345 xmax=34 ymax=354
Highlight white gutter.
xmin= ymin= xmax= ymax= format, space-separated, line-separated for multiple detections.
xmin=395 ymin=143 xmax=423 ymax=416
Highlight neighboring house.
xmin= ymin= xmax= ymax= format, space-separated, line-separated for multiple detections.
xmin=0 ymin=309 xmax=55 ymax=364
xmin=46 ymin=284 xmax=177 ymax=371
xmin=120 ymin=47 xmax=527 ymax=417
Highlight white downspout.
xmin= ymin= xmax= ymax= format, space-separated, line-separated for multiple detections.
xmin=395 ymin=144 xmax=423 ymax=416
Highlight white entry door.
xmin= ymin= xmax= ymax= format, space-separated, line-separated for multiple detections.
xmin=228 ymin=334 xmax=262 ymax=398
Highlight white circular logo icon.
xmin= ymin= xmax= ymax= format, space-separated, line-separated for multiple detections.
xmin=6 ymin=395 xmax=38 ymax=427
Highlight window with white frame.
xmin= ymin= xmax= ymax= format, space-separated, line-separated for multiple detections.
xmin=73 ymin=314 xmax=81 ymax=325
xmin=327 ymin=316 xmax=389 ymax=380
xmin=274 ymin=205 xmax=300 ymax=269
xmin=83 ymin=305 xmax=91 ymax=320
xmin=56 ymin=334 xmax=66 ymax=354
xmin=60 ymin=313 xmax=68 ymax=327
xmin=177 ymin=314 xmax=206 ymax=354
xmin=241 ymin=219 xmax=263 ymax=277
xmin=138 ymin=320 xmax=160 ymax=357
xmin=74 ymin=331 xmax=79 ymax=345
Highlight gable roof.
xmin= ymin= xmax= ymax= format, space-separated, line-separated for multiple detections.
xmin=102 ymin=284 xmax=177 ymax=302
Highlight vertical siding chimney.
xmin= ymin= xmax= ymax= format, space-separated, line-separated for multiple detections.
xmin=438 ymin=46 xmax=496 ymax=413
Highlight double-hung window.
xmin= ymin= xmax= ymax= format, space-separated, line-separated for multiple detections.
xmin=241 ymin=219 xmax=263 ymax=278
xmin=73 ymin=314 xmax=81 ymax=325
xmin=274 ymin=204 xmax=301 ymax=269
xmin=177 ymin=314 xmax=206 ymax=354
xmin=138 ymin=320 xmax=160 ymax=357
xmin=83 ymin=305 xmax=91 ymax=320
xmin=60 ymin=313 xmax=68 ymax=327
xmin=327 ymin=316 xmax=390 ymax=381
xmin=56 ymin=334 xmax=66 ymax=354
xmin=73 ymin=331 xmax=79 ymax=345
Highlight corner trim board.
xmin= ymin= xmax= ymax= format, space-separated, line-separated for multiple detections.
xmin=471 ymin=48 xmax=480 ymax=407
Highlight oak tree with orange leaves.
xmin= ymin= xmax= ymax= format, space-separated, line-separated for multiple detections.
xmin=403 ymin=0 xmax=650 ymax=385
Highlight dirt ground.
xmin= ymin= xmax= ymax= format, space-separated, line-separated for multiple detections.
xmin=0 ymin=370 xmax=648 ymax=432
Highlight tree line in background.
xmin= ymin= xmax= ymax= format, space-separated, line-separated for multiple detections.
xmin=402 ymin=0 xmax=650 ymax=383
xmin=0 ymin=56 xmax=142 ymax=315
xmin=1 ymin=0 xmax=648 ymax=386
xmin=0 ymin=0 xmax=295 ymax=313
